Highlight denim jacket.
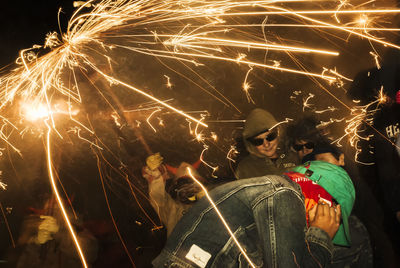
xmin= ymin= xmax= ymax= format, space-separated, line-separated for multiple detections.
xmin=152 ymin=175 xmax=333 ymax=268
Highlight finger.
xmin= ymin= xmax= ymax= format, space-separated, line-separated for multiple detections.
xmin=316 ymin=202 xmax=325 ymax=217
xmin=329 ymin=206 xmax=336 ymax=220
xmin=320 ymin=202 xmax=329 ymax=216
xmin=308 ymin=204 xmax=317 ymax=222
xmin=335 ymin=205 xmax=341 ymax=223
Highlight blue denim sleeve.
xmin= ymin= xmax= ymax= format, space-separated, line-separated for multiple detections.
xmin=253 ymin=189 xmax=333 ymax=267
xmin=306 ymin=227 xmax=334 ymax=258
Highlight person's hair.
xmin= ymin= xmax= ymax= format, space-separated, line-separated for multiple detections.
xmin=286 ymin=115 xmax=323 ymax=145
xmin=302 ymin=141 xmax=343 ymax=163
xmin=286 ymin=115 xmax=325 ymax=147
xmin=323 ymin=143 xmax=342 ymax=160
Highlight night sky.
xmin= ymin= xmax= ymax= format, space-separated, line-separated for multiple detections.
xmin=0 ymin=0 xmax=74 ymax=67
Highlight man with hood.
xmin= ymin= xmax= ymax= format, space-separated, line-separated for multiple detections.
xmin=235 ymin=108 xmax=298 ymax=179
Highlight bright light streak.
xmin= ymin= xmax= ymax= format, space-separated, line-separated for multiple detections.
xmin=211 ymin=8 xmax=400 ymax=16
xmin=46 ymin=126 xmax=88 ymax=268
xmin=314 ymin=106 xmax=337 ymax=114
xmin=193 ymin=114 xmax=207 ymax=142
xmin=187 ymin=168 xmax=256 ymax=268
xmin=303 ymin=93 xmax=315 ymax=111
xmin=211 ymin=132 xmax=218 ymax=141
xmin=243 ymin=65 xmax=254 ymax=103
xmin=2 ymin=1 xmax=399 ymax=138
xmin=328 ymin=68 xmax=353 ymax=82
xmin=200 ymin=145 xmax=218 ymax=178
xmin=0 ymin=116 xmax=21 ymax=156
xmin=369 ymin=51 xmax=381 ymax=69
xmin=146 ymin=107 xmax=161 ymax=132
xmin=99 ymin=73 xmax=208 ymax=128
xmin=67 ymin=127 xmax=103 ymax=150
xmin=164 ymin=75 xmax=173 ymax=89
xmin=164 ymin=36 xmax=340 ymax=56
xmin=269 ymin=118 xmax=294 ymax=131
xmin=332 ymin=87 xmax=389 ymax=164
xmin=0 ymin=181 xmax=7 ymax=190
xmin=212 ymin=24 xmax=400 ymax=31
xmin=226 ymin=145 xmax=238 ymax=162
xmin=22 ymin=103 xmax=49 ymax=122
xmin=0 ymin=202 xmax=15 ymax=248
xmin=0 ymin=0 xmax=400 ymax=263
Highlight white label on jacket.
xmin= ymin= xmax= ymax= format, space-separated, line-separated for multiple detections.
xmin=185 ymin=244 xmax=211 ymax=268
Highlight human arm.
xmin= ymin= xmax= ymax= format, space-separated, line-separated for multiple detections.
xmin=143 ymin=154 xmax=185 ymax=233
xmin=143 ymin=164 xmax=173 ymax=219
xmin=142 ymin=153 xmax=170 ymax=207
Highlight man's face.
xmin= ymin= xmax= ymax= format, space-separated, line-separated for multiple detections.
xmin=253 ymin=130 xmax=279 ymax=158
xmin=314 ymin=152 xmax=344 ymax=166
xmin=293 ymin=139 xmax=314 ymax=160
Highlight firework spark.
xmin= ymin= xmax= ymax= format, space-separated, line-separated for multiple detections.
xmin=332 ymin=87 xmax=388 ymax=164
xmin=1 ymin=0 xmax=400 ymax=266
xmin=46 ymin=126 xmax=88 ymax=268
xmin=187 ymin=167 xmax=256 ymax=268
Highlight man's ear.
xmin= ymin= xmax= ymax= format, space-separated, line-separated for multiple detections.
xmin=339 ymin=153 xmax=345 ymax=166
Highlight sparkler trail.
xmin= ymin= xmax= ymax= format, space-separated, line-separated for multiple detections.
xmin=1 ymin=0 xmax=400 ymax=265
xmin=243 ymin=65 xmax=255 ymax=103
xmin=146 ymin=107 xmax=161 ymax=132
xmin=46 ymin=126 xmax=88 ymax=268
xmin=331 ymin=87 xmax=397 ymax=164
xmin=0 ymin=202 xmax=15 ymax=249
xmin=187 ymin=168 xmax=256 ymax=268
xmin=95 ymin=152 xmax=136 ymax=267
xmin=226 ymin=145 xmax=238 ymax=163
xmin=2 ymin=0 xmax=400 ymax=127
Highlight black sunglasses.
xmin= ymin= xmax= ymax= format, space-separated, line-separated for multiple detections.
xmin=249 ymin=131 xmax=278 ymax=146
xmin=293 ymin=142 xmax=314 ymax=151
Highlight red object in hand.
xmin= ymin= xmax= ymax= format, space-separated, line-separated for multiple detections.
xmin=396 ymin=90 xmax=400 ymax=104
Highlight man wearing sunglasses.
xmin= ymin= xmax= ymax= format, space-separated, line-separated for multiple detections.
xmin=285 ymin=115 xmax=326 ymax=161
xmin=235 ymin=108 xmax=298 ymax=179
xmin=292 ymin=141 xmax=315 ymax=160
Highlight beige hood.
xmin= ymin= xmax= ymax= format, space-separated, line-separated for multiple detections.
xmin=242 ymin=108 xmax=278 ymax=157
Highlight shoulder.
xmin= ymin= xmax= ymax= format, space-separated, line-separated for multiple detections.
xmin=235 ymin=155 xmax=268 ymax=179
xmin=279 ymin=150 xmax=299 ymax=168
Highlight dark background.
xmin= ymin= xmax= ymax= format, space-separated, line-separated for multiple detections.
xmin=0 ymin=0 xmax=74 ymax=67
xmin=0 ymin=1 xmax=400 ymax=267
